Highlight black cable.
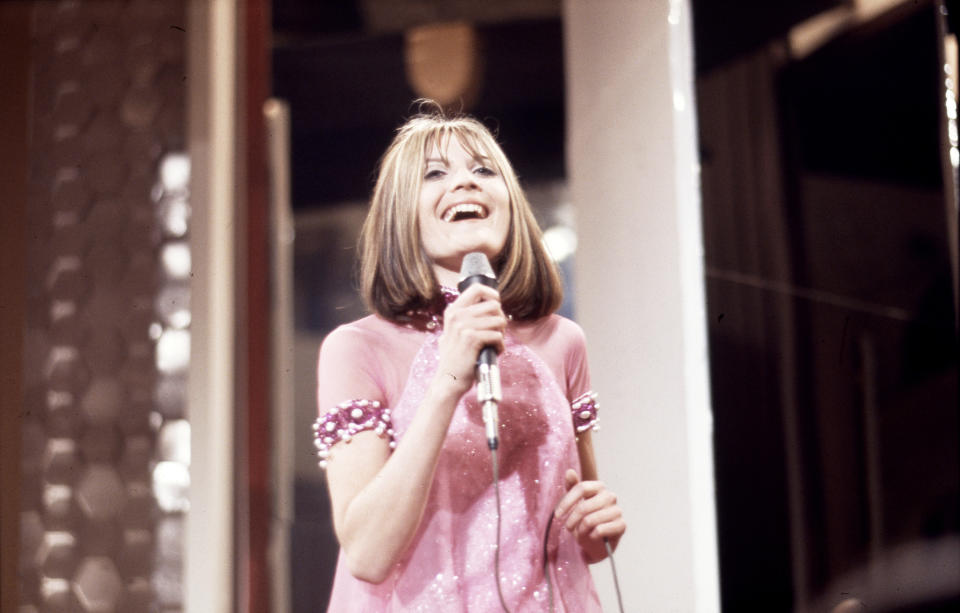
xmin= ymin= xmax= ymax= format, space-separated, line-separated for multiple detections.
xmin=541 ymin=512 xmax=556 ymax=613
xmin=491 ymin=447 xmax=512 ymax=613
xmin=604 ymin=538 xmax=626 ymax=613
xmin=542 ymin=513 xmax=626 ymax=613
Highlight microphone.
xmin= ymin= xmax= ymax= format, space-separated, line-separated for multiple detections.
xmin=457 ymin=253 xmax=502 ymax=450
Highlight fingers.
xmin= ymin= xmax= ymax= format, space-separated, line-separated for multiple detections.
xmin=578 ymin=507 xmax=626 ymax=541
xmin=457 ymin=283 xmax=500 ymax=305
xmin=563 ymin=488 xmax=617 ymax=532
xmin=443 ymin=292 xmax=507 ymax=354
xmin=555 ymin=475 xmax=607 ymax=520
xmin=554 ymin=471 xmax=625 ymax=550
xmin=446 ymin=299 xmax=506 ymax=328
xmin=434 ymin=286 xmax=507 ymax=392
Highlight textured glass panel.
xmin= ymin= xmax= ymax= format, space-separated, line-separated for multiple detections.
xmin=73 ymin=556 xmax=124 ymax=612
xmin=76 ymin=466 xmax=126 ymax=522
xmin=160 ymin=242 xmax=191 ymax=280
xmin=155 ymin=329 xmax=189 ymax=374
xmin=151 ymin=462 xmax=189 ymax=513
xmin=158 ymin=420 xmax=190 ymax=466
xmin=159 ymin=154 xmax=190 ymax=193
xmin=22 ymin=3 xmax=188 ymax=611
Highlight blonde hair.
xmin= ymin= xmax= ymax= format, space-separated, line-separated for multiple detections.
xmin=359 ymin=103 xmax=563 ymax=321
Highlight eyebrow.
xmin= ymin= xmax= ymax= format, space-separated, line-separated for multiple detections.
xmin=424 ymin=155 xmax=493 ymax=164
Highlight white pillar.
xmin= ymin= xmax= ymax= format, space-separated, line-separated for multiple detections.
xmin=186 ymin=1 xmax=237 ymax=612
xmin=564 ymin=1 xmax=720 ymax=610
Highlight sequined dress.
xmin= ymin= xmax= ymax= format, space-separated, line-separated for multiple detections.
xmin=315 ymin=305 xmax=603 ymax=612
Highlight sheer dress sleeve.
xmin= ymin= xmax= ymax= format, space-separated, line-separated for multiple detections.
xmin=562 ymin=319 xmax=600 ymax=434
xmin=313 ymin=324 xmax=395 ymax=469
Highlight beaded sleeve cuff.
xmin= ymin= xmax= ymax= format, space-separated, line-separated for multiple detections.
xmin=313 ymin=399 xmax=395 ymax=469
xmin=571 ymin=391 xmax=600 ymax=434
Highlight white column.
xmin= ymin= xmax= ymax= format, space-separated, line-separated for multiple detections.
xmin=564 ymin=1 xmax=719 ymax=611
xmin=186 ymin=1 xmax=237 ymax=612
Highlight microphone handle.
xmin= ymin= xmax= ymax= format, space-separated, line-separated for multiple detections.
xmin=456 ymin=271 xmax=502 ymax=449
xmin=476 ymin=347 xmax=502 ymax=449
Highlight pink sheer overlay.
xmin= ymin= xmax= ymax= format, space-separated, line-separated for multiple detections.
xmin=316 ymin=313 xmax=602 ymax=612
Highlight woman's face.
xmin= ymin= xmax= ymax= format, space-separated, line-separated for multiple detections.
xmin=417 ymin=135 xmax=511 ymax=284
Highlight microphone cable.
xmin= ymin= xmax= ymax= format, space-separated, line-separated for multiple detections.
xmin=542 ymin=511 xmax=556 ymax=612
xmin=490 ymin=446 xmax=512 ymax=613
xmin=604 ymin=538 xmax=626 ymax=613
xmin=540 ymin=508 xmax=626 ymax=613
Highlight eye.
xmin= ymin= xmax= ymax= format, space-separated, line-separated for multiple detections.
xmin=473 ymin=165 xmax=496 ymax=177
xmin=424 ymin=168 xmax=445 ymax=180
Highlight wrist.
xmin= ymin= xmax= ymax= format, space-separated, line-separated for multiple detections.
xmin=427 ymin=371 xmax=469 ymax=406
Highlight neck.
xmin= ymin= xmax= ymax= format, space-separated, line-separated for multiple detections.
xmin=433 ymin=265 xmax=461 ymax=289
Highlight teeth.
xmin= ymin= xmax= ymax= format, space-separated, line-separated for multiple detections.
xmin=443 ymin=203 xmax=485 ymax=222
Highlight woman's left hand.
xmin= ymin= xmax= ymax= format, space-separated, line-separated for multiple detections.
xmin=554 ymin=469 xmax=626 ymax=563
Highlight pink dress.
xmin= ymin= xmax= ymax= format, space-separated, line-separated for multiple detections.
xmin=315 ymin=304 xmax=603 ymax=612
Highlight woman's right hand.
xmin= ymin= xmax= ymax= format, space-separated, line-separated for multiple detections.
xmin=433 ymin=283 xmax=507 ymax=397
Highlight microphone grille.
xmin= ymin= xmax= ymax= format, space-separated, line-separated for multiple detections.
xmin=459 ymin=252 xmax=496 ymax=280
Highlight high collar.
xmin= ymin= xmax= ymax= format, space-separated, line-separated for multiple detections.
xmin=398 ymin=285 xmax=459 ymax=331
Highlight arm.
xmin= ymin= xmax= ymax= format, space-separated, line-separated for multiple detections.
xmin=556 ymin=325 xmax=625 ymax=562
xmin=577 ymin=429 xmax=598 ymax=481
xmin=323 ymin=284 xmax=507 ymax=583
xmin=555 ymin=431 xmax=626 ymax=563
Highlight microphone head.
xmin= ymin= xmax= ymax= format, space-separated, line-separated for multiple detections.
xmin=459 ymin=252 xmax=495 ymax=281
xmin=457 ymin=252 xmax=497 ymax=293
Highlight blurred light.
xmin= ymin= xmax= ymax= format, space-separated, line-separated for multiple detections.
xmin=160 ymin=153 xmax=190 ymax=193
xmin=152 ymin=461 xmax=190 ymax=512
xmin=50 ymin=300 xmax=76 ymax=321
xmin=668 ymin=0 xmax=681 ymax=25
xmin=156 ymin=285 xmax=191 ymax=329
xmin=169 ymin=310 xmax=191 ymax=329
xmin=161 ymin=242 xmax=191 ymax=279
xmin=47 ymin=390 xmax=72 ymax=409
xmin=149 ymin=322 xmax=163 ymax=341
xmin=951 ymin=147 xmax=959 ymax=168
xmin=673 ymin=91 xmax=686 ymax=112
xmin=43 ymin=484 xmax=72 ymax=510
xmin=158 ymin=420 xmax=190 ymax=466
xmin=45 ymin=255 xmax=82 ymax=291
xmin=156 ymin=329 xmax=190 ymax=373
xmin=43 ymin=530 xmax=75 ymax=549
xmin=44 ymin=346 xmax=79 ymax=379
xmin=542 ymin=225 xmax=578 ymax=263
xmin=41 ymin=577 xmax=70 ymax=600
xmin=160 ymin=197 xmax=190 ymax=237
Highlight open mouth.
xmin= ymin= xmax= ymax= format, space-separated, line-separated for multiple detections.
xmin=442 ymin=203 xmax=488 ymax=222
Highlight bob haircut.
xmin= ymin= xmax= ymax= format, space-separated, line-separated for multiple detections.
xmin=359 ymin=103 xmax=563 ymax=322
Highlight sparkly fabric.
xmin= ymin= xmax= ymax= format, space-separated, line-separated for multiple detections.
xmin=317 ymin=312 xmax=602 ymax=612
xmin=313 ymin=399 xmax=395 ymax=469
xmin=571 ymin=391 xmax=600 ymax=434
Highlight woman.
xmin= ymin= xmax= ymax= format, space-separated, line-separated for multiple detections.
xmin=314 ymin=104 xmax=625 ymax=612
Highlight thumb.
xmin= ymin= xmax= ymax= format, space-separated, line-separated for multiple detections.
xmin=564 ymin=468 xmax=580 ymax=491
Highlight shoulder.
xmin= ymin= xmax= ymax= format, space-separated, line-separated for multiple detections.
xmin=522 ymin=313 xmax=587 ymax=348
xmin=548 ymin=314 xmax=587 ymax=342
xmin=511 ymin=314 xmax=589 ymax=368
xmin=319 ymin=315 xmax=404 ymax=362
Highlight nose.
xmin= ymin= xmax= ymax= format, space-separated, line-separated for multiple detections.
xmin=451 ymin=166 xmax=478 ymax=191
